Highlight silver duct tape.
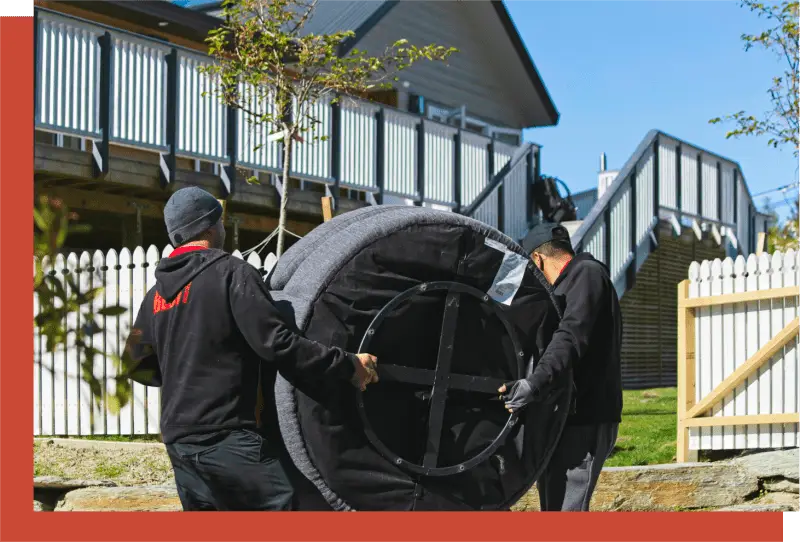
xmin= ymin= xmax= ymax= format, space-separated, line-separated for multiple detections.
xmin=484 ymin=237 xmax=528 ymax=306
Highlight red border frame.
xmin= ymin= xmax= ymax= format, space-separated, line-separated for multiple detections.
xmin=0 ymin=15 xmax=785 ymax=542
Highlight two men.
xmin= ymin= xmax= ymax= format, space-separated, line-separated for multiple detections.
xmin=125 ymin=187 xmax=618 ymax=511
xmin=500 ymin=222 xmax=622 ymax=512
xmin=125 ymin=187 xmax=379 ymax=511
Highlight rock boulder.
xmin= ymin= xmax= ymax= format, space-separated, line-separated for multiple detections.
xmin=513 ymin=462 xmax=758 ymax=512
xmin=55 ymin=486 xmax=182 ymax=512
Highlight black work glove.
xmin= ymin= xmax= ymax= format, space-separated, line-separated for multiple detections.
xmin=498 ymin=378 xmax=540 ymax=413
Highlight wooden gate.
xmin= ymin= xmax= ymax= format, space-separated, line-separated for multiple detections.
xmin=676 ymin=250 xmax=800 ymax=461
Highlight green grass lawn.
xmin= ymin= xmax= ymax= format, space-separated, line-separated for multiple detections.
xmin=605 ymin=387 xmax=677 ymax=467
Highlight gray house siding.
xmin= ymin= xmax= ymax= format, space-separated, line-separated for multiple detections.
xmin=572 ymin=188 xmax=598 ymax=220
xmin=205 ymin=1 xmax=390 ymax=37
xmin=196 ymin=1 xmax=556 ymax=129
xmin=350 ymin=1 xmax=544 ymax=129
xmin=300 ymin=0 xmax=390 ymax=36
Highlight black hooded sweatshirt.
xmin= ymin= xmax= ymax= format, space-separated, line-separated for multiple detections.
xmin=528 ymin=252 xmax=623 ymax=425
xmin=124 ymin=246 xmax=358 ymax=444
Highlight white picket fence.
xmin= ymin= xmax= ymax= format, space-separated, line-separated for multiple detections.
xmin=681 ymin=249 xmax=800 ymax=454
xmin=33 ymin=245 xmax=276 ymax=436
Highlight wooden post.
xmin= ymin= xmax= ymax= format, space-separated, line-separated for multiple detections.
xmin=321 ymin=196 xmax=333 ymax=222
xmin=217 ymin=199 xmax=228 ymax=224
xmin=756 ymin=232 xmax=766 ymax=255
xmin=676 ymin=279 xmax=697 ymax=462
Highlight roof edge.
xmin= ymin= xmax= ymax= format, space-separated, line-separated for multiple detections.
xmin=340 ymin=0 xmax=560 ymax=128
xmin=490 ymin=0 xmax=559 ymax=127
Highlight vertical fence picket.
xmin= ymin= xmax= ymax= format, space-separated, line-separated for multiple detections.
xmin=78 ymin=251 xmax=93 ymax=435
xmin=246 ymin=252 xmax=262 ymax=273
xmin=42 ymin=256 xmax=57 ymax=436
xmin=784 ymin=249 xmax=798 ymax=446
xmin=757 ymin=253 xmax=772 ymax=448
xmin=65 ymin=253 xmax=80 ymax=436
xmin=688 ymin=261 xmax=700 ymax=450
xmin=698 ymin=261 xmax=712 ymax=450
xmin=709 ymin=259 xmax=724 ymax=449
xmin=118 ymin=248 xmax=133 ymax=435
xmin=744 ymin=254 xmax=760 ymax=448
xmin=769 ymin=252 xmax=785 ymax=448
xmin=264 ymin=253 xmax=278 ymax=276
xmin=721 ymin=257 xmax=735 ymax=449
xmin=131 ymin=247 xmax=147 ymax=434
xmin=92 ymin=250 xmax=106 ymax=435
xmin=104 ymin=249 xmax=120 ymax=435
xmin=733 ymin=256 xmax=748 ymax=449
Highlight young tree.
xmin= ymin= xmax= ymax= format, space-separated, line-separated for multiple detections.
xmin=710 ymin=1 xmax=799 ymax=255
xmin=763 ymin=195 xmax=800 ymax=252
xmin=201 ymin=0 xmax=456 ymax=256
xmin=709 ymin=1 xmax=799 ymax=156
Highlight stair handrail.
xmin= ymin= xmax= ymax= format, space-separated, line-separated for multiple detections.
xmin=570 ymin=131 xmax=659 ymax=249
xmin=571 ymin=129 xmax=760 ymax=252
xmin=461 ymin=142 xmax=535 ymax=217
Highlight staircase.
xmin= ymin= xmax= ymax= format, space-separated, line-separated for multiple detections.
xmin=569 ymin=130 xmax=772 ymax=300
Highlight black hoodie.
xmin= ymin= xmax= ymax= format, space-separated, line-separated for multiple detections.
xmin=528 ymin=252 xmax=623 ymax=425
xmin=124 ymin=246 xmax=358 ymax=444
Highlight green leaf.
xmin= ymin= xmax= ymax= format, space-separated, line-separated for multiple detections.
xmin=33 ymin=208 xmax=49 ymax=232
xmin=98 ymin=306 xmax=128 ymax=317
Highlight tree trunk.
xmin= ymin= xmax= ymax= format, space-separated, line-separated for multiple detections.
xmin=276 ymin=130 xmax=293 ymax=257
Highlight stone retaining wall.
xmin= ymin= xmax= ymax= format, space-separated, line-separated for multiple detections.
xmin=34 ymin=441 xmax=798 ymax=512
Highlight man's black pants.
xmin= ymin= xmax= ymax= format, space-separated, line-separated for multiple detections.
xmin=165 ymin=429 xmax=294 ymax=511
xmin=537 ymin=422 xmax=619 ymax=511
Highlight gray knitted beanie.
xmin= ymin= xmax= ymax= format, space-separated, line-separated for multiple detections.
xmin=163 ymin=187 xmax=223 ymax=246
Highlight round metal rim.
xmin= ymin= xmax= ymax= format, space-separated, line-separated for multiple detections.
xmin=356 ymin=280 xmax=524 ymax=477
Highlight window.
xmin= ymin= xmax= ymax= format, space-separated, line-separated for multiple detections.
xmin=427 ymin=104 xmax=452 ymax=124
xmin=493 ymin=132 xmax=520 ymax=146
xmin=424 ymin=103 xmax=521 ymax=144
xmin=465 ymin=121 xmax=488 ymax=136
xmin=368 ymin=89 xmax=399 ymax=108
xmin=488 ymin=127 xmax=522 ymax=147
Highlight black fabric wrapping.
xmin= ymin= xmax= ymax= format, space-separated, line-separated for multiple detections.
xmin=267 ymin=206 xmax=571 ymax=511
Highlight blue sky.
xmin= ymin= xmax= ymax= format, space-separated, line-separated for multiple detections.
xmin=506 ymin=0 xmax=798 ymax=218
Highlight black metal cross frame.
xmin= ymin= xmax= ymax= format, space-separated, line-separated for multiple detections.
xmin=356 ymin=281 xmax=524 ymax=477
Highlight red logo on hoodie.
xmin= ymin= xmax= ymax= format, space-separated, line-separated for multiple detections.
xmin=153 ymin=283 xmax=192 ymax=314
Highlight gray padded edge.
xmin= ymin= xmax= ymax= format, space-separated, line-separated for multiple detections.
xmin=281 ymin=207 xmax=553 ymax=323
xmin=269 ymin=205 xmax=412 ymax=290
xmin=273 ymin=344 xmax=354 ymax=511
xmin=273 ymin=206 xmax=556 ymax=511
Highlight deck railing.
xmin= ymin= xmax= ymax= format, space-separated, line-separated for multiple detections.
xmin=34 ymin=7 xmax=537 ymax=239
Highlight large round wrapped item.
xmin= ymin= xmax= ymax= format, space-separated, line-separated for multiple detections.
xmin=267 ymin=206 xmax=571 ymax=511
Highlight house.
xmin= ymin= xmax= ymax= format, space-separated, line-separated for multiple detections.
xmin=33 ymin=0 xmax=776 ymax=403
xmin=33 ymin=0 xmax=557 ymax=253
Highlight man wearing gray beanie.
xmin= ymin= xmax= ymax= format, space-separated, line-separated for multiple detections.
xmin=124 ymin=186 xmax=379 ymax=511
